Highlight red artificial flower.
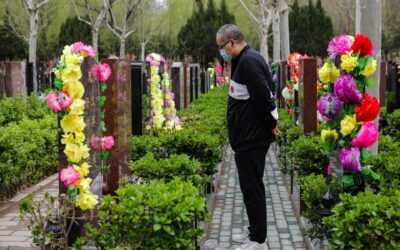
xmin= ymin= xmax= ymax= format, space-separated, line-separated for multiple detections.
xmin=351 ymin=34 xmax=374 ymax=57
xmin=355 ymin=93 xmax=380 ymax=122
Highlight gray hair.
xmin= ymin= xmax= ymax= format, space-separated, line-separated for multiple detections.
xmin=216 ymin=24 xmax=245 ymax=42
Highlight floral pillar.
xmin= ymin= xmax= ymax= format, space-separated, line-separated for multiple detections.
xmin=100 ymin=59 xmax=132 ymax=195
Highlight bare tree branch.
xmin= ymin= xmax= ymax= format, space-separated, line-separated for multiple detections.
xmin=36 ymin=0 xmax=49 ymax=9
xmin=71 ymin=0 xmax=91 ymax=26
xmin=239 ymin=0 xmax=260 ymax=24
xmin=2 ymin=10 xmax=28 ymax=41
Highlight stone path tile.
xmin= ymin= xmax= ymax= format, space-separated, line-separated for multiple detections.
xmin=0 ymin=174 xmax=58 ymax=250
xmin=205 ymin=145 xmax=307 ymax=249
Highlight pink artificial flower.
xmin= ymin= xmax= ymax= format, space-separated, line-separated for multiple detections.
xmin=83 ymin=45 xmax=95 ymax=58
xmin=46 ymin=92 xmax=62 ymax=111
xmin=327 ymin=165 xmax=331 ymax=175
xmin=57 ymin=91 xmax=73 ymax=109
xmin=103 ymin=136 xmax=114 ymax=150
xmin=89 ymin=135 xmax=101 ymax=150
xmin=327 ymin=35 xmax=353 ymax=61
xmin=351 ymin=122 xmax=378 ymax=148
xmin=91 ymin=63 xmax=112 ymax=81
xmin=60 ymin=165 xmax=80 ymax=187
xmin=70 ymin=41 xmax=85 ymax=54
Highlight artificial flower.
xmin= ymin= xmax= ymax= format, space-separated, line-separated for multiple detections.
xmin=321 ymin=129 xmax=338 ymax=143
xmin=61 ymin=133 xmax=75 ymax=145
xmin=319 ymin=60 xmax=340 ymax=83
xmin=64 ymin=143 xmax=90 ymax=163
xmin=334 ymin=74 xmax=362 ymax=103
xmin=339 ymin=147 xmax=362 ymax=172
xmin=61 ymin=114 xmax=85 ymax=133
xmin=340 ymin=52 xmax=358 ymax=73
xmin=69 ymin=99 xmax=85 ymax=115
xmin=57 ymin=91 xmax=73 ymax=109
xmin=70 ymin=42 xmax=95 ymax=58
xmin=70 ymin=41 xmax=84 ymax=54
xmin=340 ymin=115 xmax=358 ymax=136
xmin=355 ymin=93 xmax=380 ymax=122
xmin=62 ymin=45 xmax=72 ymax=56
xmin=91 ymin=63 xmax=112 ymax=81
xmin=103 ymin=136 xmax=115 ymax=150
xmin=74 ymin=131 xmax=86 ymax=144
xmin=76 ymin=192 xmax=98 ymax=210
xmin=65 ymin=53 xmax=83 ymax=66
xmin=327 ymin=35 xmax=353 ymax=61
xmin=360 ymin=58 xmax=377 ymax=76
xmin=282 ymin=86 xmax=294 ymax=100
xmin=351 ymin=122 xmax=378 ymax=148
xmin=75 ymin=178 xmax=92 ymax=193
xmin=60 ymin=166 xmax=80 ymax=187
xmin=46 ymin=92 xmax=62 ymax=111
xmin=74 ymin=162 xmax=90 ymax=177
xmin=62 ymin=64 xmax=82 ymax=82
xmin=62 ymin=81 xmax=84 ymax=100
xmin=317 ymin=93 xmax=342 ymax=118
xmin=351 ymin=34 xmax=374 ymax=57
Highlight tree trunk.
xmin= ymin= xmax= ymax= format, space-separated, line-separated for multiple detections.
xmin=29 ymin=9 xmax=38 ymax=93
xmin=279 ymin=0 xmax=290 ymax=61
xmin=141 ymin=42 xmax=146 ymax=61
xmin=356 ymin=0 xmax=381 ymax=153
xmin=92 ymin=30 xmax=99 ymax=55
xmin=259 ymin=25 xmax=269 ymax=65
xmin=272 ymin=7 xmax=281 ymax=63
xmin=120 ymin=38 xmax=126 ymax=59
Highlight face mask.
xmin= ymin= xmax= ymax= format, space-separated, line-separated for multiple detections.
xmin=220 ymin=49 xmax=232 ymax=63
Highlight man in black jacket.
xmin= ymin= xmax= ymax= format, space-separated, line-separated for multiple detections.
xmin=216 ymin=24 xmax=278 ymax=250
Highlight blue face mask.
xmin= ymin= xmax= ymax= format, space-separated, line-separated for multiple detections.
xmin=220 ymin=49 xmax=232 ymax=63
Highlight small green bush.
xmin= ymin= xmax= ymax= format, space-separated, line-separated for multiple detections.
xmin=129 ymin=152 xmax=203 ymax=185
xmin=383 ymin=109 xmax=400 ymax=141
xmin=324 ymin=191 xmax=400 ymax=250
xmin=287 ymin=135 xmax=329 ymax=176
xmin=82 ymin=178 xmax=206 ymax=249
xmin=0 ymin=114 xmax=57 ymax=199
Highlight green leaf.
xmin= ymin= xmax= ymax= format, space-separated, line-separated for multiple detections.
xmin=101 ymin=110 xmax=105 ymax=120
xmin=361 ymin=148 xmax=371 ymax=164
xmin=361 ymin=167 xmax=371 ymax=175
xmin=101 ymin=82 xmax=107 ymax=92
xmin=365 ymin=78 xmax=376 ymax=88
xmin=53 ymin=78 xmax=63 ymax=90
xmin=99 ymin=96 xmax=107 ymax=106
xmin=153 ymin=224 xmax=161 ymax=231
xmin=342 ymin=175 xmax=354 ymax=188
xmin=100 ymin=121 xmax=107 ymax=132
xmin=101 ymin=150 xmax=109 ymax=162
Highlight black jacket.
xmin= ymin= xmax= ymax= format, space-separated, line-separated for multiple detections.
xmin=228 ymin=45 xmax=277 ymax=152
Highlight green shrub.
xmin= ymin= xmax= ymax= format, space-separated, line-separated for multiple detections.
xmin=81 ymin=178 xmax=206 ymax=249
xmin=383 ymin=109 xmax=400 ymax=140
xmin=297 ymin=174 xmax=341 ymax=241
xmin=323 ymin=191 xmax=400 ymax=250
xmin=131 ymin=135 xmax=163 ymax=161
xmin=0 ymin=94 xmax=51 ymax=126
xmin=129 ymin=152 xmax=203 ymax=185
xmin=287 ymin=135 xmax=329 ymax=176
xmin=0 ymin=114 xmax=57 ymax=199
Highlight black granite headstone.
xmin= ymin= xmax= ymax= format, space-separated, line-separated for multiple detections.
xmin=131 ymin=61 xmax=145 ymax=136
xmin=171 ymin=62 xmax=184 ymax=111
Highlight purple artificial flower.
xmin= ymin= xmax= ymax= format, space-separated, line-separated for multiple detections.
xmin=169 ymin=92 xmax=175 ymax=100
xmin=334 ymin=74 xmax=363 ymax=104
xmin=351 ymin=122 xmax=378 ymax=148
xmin=272 ymin=73 xmax=278 ymax=81
xmin=164 ymin=100 xmax=171 ymax=108
xmin=339 ymin=147 xmax=362 ymax=172
xmin=327 ymin=35 xmax=353 ymax=61
xmin=317 ymin=93 xmax=342 ymax=118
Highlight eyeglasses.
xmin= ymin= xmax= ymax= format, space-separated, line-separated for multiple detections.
xmin=218 ymin=40 xmax=230 ymax=50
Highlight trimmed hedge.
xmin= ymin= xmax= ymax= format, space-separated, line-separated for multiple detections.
xmin=0 ymin=114 xmax=58 ymax=200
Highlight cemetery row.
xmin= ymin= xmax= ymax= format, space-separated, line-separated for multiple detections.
xmin=271 ymin=37 xmax=400 ymax=248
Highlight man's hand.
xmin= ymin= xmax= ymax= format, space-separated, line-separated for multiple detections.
xmin=272 ymin=127 xmax=280 ymax=136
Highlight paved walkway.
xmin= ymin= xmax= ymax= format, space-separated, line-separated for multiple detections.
xmin=0 ymin=174 xmax=58 ymax=249
xmin=205 ymin=145 xmax=307 ymax=250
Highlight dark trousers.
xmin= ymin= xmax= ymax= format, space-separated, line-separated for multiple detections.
xmin=234 ymin=144 xmax=270 ymax=243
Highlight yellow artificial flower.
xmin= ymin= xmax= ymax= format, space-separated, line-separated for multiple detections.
xmin=74 ymin=162 xmax=90 ymax=177
xmin=64 ymin=143 xmax=90 ymax=163
xmin=75 ymin=178 xmax=92 ymax=193
xmin=62 ymin=64 xmax=82 ymax=82
xmin=76 ymin=192 xmax=98 ymax=210
xmin=360 ymin=58 xmax=377 ymax=76
xmin=62 ymin=45 xmax=72 ymax=56
xmin=175 ymin=125 xmax=182 ymax=131
xmin=54 ymin=69 xmax=61 ymax=79
xmin=63 ymin=81 xmax=85 ymax=100
xmin=211 ymin=85 xmax=215 ymax=90
xmin=75 ymin=131 xmax=86 ymax=144
xmin=341 ymin=52 xmax=358 ymax=73
xmin=340 ymin=115 xmax=358 ymax=136
xmin=61 ymin=114 xmax=85 ymax=133
xmin=69 ymin=99 xmax=85 ymax=115
xmin=65 ymin=54 xmax=83 ymax=66
xmin=321 ymin=129 xmax=338 ymax=143
xmin=61 ymin=133 xmax=75 ymax=145
xmin=318 ymin=61 xmax=340 ymax=83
